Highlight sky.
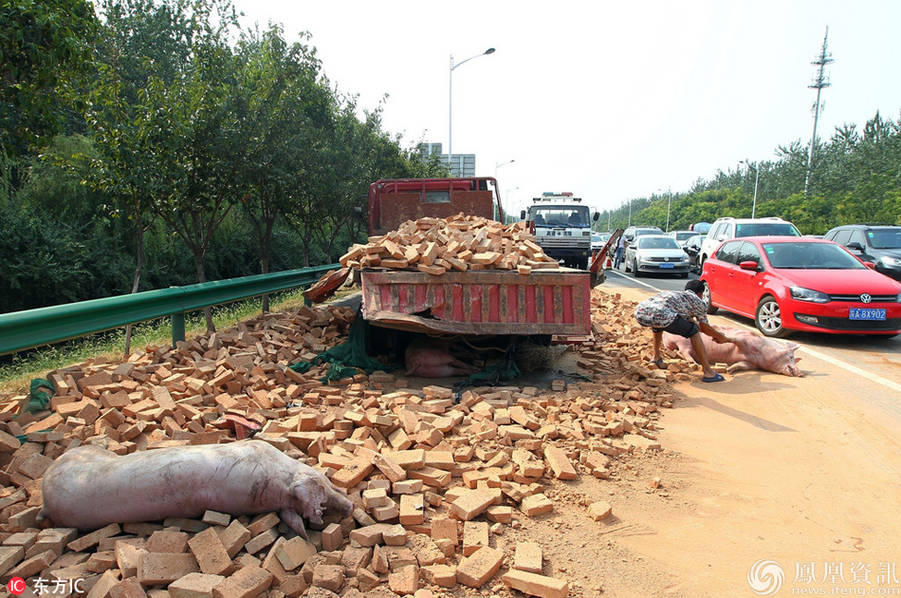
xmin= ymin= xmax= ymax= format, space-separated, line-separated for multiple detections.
xmin=235 ymin=0 xmax=901 ymax=219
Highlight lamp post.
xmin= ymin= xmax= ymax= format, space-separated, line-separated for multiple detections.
xmin=627 ymin=199 xmax=632 ymax=227
xmin=449 ymin=48 xmax=495 ymax=174
xmin=740 ymin=160 xmax=760 ymax=218
xmin=494 ymin=159 xmax=514 ymax=179
xmin=665 ymin=194 xmax=671 ymax=233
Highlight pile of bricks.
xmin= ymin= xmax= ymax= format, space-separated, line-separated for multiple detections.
xmin=339 ymin=214 xmax=559 ymax=276
xmin=0 ymin=290 xmax=675 ymax=598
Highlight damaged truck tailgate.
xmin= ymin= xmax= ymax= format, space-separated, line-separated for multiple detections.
xmin=361 ymin=268 xmax=591 ymax=337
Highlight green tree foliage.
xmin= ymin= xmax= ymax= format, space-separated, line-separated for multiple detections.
xmin=0 ymin=0 xmax=439 ymax=318
xmin=601 ymin=112 xmax=901 ymax=234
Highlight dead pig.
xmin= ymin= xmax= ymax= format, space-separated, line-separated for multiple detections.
xmin=39 ymin=439 xmax=353 ymax=534
xmin=404 ymin=338 xmax=478 ymax=378
xmin=663 ymin=325 xmax=803 ymax=377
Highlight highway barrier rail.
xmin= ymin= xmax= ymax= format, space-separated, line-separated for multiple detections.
xmin=0 ymin=264 xmax=339 ymax=356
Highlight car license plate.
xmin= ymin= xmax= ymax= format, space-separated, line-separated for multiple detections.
xmin=849 ymin=308 xmax=886 ymax=321
xmin=659 ymin=263 xmax=674 ymax=269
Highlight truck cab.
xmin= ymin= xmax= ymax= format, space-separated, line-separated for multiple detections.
xmin=522 ymin=192 xmax=596 ymax=269
xmin=368 ymin=177 xmax=503 ymax=236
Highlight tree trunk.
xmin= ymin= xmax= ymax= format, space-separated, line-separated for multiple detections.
xmin=123 ymin=220 xmax=145 ymax=355
xmin=260 ymin=251 xmax=271 ymax=313
xmin=193 ymin=251 xmax=215 ymax=332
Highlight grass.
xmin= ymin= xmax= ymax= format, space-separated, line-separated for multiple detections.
xmin=0 ymin=286 xmax=355 ymax=395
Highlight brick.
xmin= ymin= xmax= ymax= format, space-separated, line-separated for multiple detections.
xmin=0 ymin=429 xmax=21 ymax=452
xmin=320 ymin=523 xmax=343 ymax=552
xmin=261 ymin=538 xmax=288 ymax=584
xmin=188 ymin=527 xmax=234 ymax=576
xmin=169 ymin=573 xmax=226 ymax=598
xmin=0 ymin=545 xmax=25 ymax=577
xmin=408 ymin=534 xmax=444 ymax=567
xmin=421 ymin=564 xmax=456 ymax=587
xmin=520 ymin=493 xmax=554 ymax=517
xmin=201 ymin=511 xmax=231 ymax=527
xmin=514 ymin=542 xmax=542 ymax=574
xmin=277 ymin=574 xmax=308 ymax=598
xmin=212 ymin=565 xmax=273 ymax=598
xmin=244 ymin=528 xmax=278 ymax=555
xmin=116 ymin=540 xmax=148 ymax=577
xmin=355 ymin=568 xmax=380 ymax=593
xmin=543 ymin=447 xmax=578 ymax=480
xmin=17 ymin=452 xmax=53 ymax=478
xmin=382 ymin=524 xmax=407 ymax=547
xmin=138 ymin=552 xmax=199 ymax=585
xmin=216 ymin=521 xmax=250 ymax=559
xmin=146 ymin=530 xmax=189 ymax=553
xmin=486 ymin=506 xmax=513 ymax=524
xmin=87 ymin=569 xmax=121 ymax=598
xmin=372 ymin=453 xmax=407 ymax=483
xmin=9 ymin=547 xmax=56 ymax=578
xmin=362 ymin=488 xmax=389 ymax=509
xmin=455 ymin=546 xmax=505 ymax=588
xmin=399 ymin=494 xmax=424 ymax=525
xmin=29 ymin=528 xmax=78 ymax=559
xmin=68 ymin=524 xmax=122 ymax=552
xmin=388 ymin=564 xmax=419 ymax=595
xmin=392 ymin=479 xmax=423 ymax=495
xmin=371 ymin=545 xmax=389 ymax=574
xmin=430 ymin=518 xmax=457 ymax=545
xmin=86 ymin=550 xmax=119 ymax=573
xmin=311 ymin=564 xmax=344 ymax=592
xmin=462 ymin=521 xmax=489 ymax=557
xmin=502 ymin=569 xmax=569 ymax=598
xmin=450 ymin=490 xmax=494 ymax=521
xmin=386 ymin=449 xmax=425 ymax=470
xmin=340 ymin=546 xmax=372 ymax=572
xmin=588 ymin=501 xmax=612 ymax=521
xmin=246 ymin=513 xmax=280 ymax=536
xmin=7 ymin=506 xmax=40 ymax=531
xmin=109 ymin=578 xmax=148 ymax=598
xmin=3 ymin=531 xmax=38 ymax=550
xmin=407 ymin=466 xmax=451 ymax=488
xmin=275 ymin=537 xmax=316 ymax=571
xmin=330 ymin=458 xmax=373 ymax=489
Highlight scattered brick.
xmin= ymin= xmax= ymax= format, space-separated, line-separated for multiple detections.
xmin=502 ymin=569 xmax=569 ymax=598
xmin=514 ymin=542 xmax=543 ymax=574
xmin=168 ymin=572 xmax=225 ymax=598
xmin=588 ymin=501 xmax=613 ymax=521
xmin=456 ymin=546 xmax=505 ymax=588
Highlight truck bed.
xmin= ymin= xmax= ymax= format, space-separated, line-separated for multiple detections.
xmin=361 ymin=268 xmax=591 ymax=337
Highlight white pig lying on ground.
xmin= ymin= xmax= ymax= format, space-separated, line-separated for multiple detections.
xmin=663 ymin=325 xmax=803 ymax=377
xmin=39 ymin=440 xmax=354 ymax=534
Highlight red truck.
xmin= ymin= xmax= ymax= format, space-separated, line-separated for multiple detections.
xmin=361 ymin=178 xmax=593 ymax=341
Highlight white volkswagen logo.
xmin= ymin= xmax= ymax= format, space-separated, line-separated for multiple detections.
xmin=860 ymin=293 xmax=872 ymax=304
xmin=748 ymin=560 xmax=785 ymax=596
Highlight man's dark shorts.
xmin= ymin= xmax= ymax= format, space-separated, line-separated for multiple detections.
xmin=653 ymin=315 xmax=699 ymax=338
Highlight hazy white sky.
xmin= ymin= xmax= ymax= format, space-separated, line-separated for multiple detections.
xmin=236 ymin=0 xmax=901 ymax=218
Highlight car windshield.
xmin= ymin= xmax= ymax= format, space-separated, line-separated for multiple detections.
xmin=673 ymin=232 xmax=695 ymax=241
xmin=763 ymin=242 xmax=867 ymax=270
xmin=867 ymin=228 xmax=901 ymax=249
xmin=638 ymin=237 xmax=680 ymax=249
xmin=735 ymin=222 xmax=801 ymax=237
xmin=531 ymin=206 xmax=589 ymax=227
xmin=635 ymin=228 xmax=662 ymax=236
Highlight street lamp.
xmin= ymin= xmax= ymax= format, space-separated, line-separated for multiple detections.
xmin=494 ymin=159 xmax=515 ymax=179
xmin=449 ymin=48 xmax=495 ymax=174
xmin=740 ymin=160 xmax=759 ymax=218
xmin=627 ymin=199 xmax=632 ymax=226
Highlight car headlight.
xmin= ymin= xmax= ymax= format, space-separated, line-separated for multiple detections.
xmin=880 ymin=256 xmax=901 ymax=267
xmin=789 ymin=286 xmax=830 ymax=303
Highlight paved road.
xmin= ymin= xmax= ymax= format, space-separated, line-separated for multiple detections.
xmin=601 ymin=265 xmax=901 ymax=409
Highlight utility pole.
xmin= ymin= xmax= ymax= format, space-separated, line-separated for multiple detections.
xmin=804 ymin=27 xmax=833 ymax=197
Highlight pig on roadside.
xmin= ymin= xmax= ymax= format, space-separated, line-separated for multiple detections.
xmin=663 ymin=325 xmax=803 ymax=377
xmin=39 ymin=440 xmax=353 ymax=534
xmin=405 ymin=338 xmax=478 ymax=378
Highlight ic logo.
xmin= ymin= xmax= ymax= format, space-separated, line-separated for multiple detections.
xmin=860 ymin=293 xmax=872 ymax=304
xmin=8 ymin=577 xmax=26 ymax=595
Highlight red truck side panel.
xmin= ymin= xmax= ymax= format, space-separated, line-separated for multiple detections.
xmin=361 ymin=270 xmax=590 ymax=336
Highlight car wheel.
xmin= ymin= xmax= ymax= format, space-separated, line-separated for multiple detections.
xmin=633 ymin=259 xmax=642 ymax=278
xmin=702 ymin=281 xmax=718 ymax=314
xmin=755 ymin=296 xmax=791 ymax=338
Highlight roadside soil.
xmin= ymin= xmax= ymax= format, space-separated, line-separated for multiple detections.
xmin=532 ymin=286 xmax=901 ymax=597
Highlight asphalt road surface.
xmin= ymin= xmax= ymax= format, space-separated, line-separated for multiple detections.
xmin=602 ymin=264 xmax=901 ymax=408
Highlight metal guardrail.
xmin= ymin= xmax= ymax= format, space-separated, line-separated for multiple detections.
xmin=0 ymin=264 xmax=340 ymax=356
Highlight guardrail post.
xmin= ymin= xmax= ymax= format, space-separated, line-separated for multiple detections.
xmin=171 ymin=312 xmax=186 ymax=347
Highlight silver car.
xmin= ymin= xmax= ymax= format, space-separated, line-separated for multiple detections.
xmin=624 ymin=235 xmax=691 ymax=278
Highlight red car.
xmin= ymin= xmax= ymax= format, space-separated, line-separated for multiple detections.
xmin=700 ymin=236 xmax=901 ymax=337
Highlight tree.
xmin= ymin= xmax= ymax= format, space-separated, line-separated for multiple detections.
xmin=0 ymin=0 xmax=97 ymax=192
